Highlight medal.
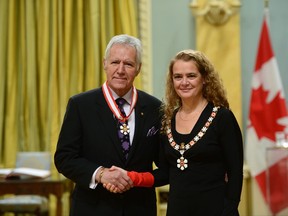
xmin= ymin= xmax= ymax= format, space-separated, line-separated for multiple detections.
xmin=177 ymin=155 xmax=188 ymax=170
xmin=120 ymin=123 xmax=130 ymax=135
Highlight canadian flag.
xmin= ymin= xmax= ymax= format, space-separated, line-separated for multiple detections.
xmin=245 ymin=9 xmax=288 ymax=215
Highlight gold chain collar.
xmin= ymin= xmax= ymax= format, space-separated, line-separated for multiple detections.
xmin=166 ymin=106 xmax=219 ymax=170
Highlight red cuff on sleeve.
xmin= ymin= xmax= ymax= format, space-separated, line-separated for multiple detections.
xmin=127 ymin=171 xmax=154 ymax=187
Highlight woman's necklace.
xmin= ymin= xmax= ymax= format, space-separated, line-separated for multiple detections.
xmin=166 ymin=106 xmax=219 ymax=170
xmin=178 ymin=101 xmax=207 ymax=121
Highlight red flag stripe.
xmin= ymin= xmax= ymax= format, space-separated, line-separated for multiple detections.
xmin=255 ymin=17 xmax=274 ymax=71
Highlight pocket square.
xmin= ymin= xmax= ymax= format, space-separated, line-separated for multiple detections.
xmin=146 ymin=126 xmax=159 ymax=137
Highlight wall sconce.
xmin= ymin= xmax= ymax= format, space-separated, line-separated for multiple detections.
xmin=189 ymin=0 xmax=241 ymax=25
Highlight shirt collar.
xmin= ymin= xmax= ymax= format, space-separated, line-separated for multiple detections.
xmin=110 ymin=88 xmax=132 ymax=105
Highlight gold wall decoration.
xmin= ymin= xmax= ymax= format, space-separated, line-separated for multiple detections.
xmin=138 ymin=0 xmax=153 ymax=94
xmin=190 ymin=0 xmax=241 ymax=25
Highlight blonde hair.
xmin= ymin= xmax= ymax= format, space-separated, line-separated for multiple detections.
xmin=161 ymin=49 xmax=229 ymax=132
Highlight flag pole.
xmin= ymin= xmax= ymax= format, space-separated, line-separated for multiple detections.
xmin=264 ymin=0 xmax=269 ymax=8
xmin=263 ymin=0 xmax=270 ymax=27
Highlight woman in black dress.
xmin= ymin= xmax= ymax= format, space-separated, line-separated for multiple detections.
xmin=106 ymin=49 xmax=243 ymax=216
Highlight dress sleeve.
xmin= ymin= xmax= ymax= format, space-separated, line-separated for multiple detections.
xmin=128 ymin=134 xmax=170 ymax=188
xmin=217 ymin=109 xmax=244 ymax=215
xmin=152 ymin=134 xmax=170 ymax=187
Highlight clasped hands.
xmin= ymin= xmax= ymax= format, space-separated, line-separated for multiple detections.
xmin=99 ymin=166 xmax=132 ymax=193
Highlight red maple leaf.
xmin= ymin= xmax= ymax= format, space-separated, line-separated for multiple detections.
xmin=249 ymin=85 xmax=287 ymax=141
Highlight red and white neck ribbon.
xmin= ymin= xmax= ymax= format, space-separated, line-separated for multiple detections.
xmin=102 ymin=81 xmax=137 ymax=122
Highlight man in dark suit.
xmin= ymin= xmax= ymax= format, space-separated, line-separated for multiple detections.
xmin=54 ymin=34 xmax=162 ymax=216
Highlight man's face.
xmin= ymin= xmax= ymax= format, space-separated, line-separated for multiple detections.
xmin=103 ymin=44 xmax=141 ymax=97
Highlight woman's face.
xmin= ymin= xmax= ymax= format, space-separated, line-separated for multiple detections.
xmin=172 ymin=59 xmax=204 ymax=101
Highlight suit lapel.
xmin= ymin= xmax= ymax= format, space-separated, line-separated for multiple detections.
xmin=95 ymin=90 xmax=127 ymax=162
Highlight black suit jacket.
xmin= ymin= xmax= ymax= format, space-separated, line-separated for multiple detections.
xmin=54 ymin=87 xmax=162 ymax=216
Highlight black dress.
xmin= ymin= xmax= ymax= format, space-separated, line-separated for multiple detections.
xmin=154 ymin=103 xmax=243 ymax=216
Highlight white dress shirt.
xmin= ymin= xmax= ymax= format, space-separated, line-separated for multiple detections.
xmin=89 ymin=87 xmax=135 ymax=189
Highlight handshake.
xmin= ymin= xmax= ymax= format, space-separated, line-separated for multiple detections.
xmin=99 ymin=166 xmax=132 ymax=193
xmin=97 ymin=166 xmax=154 ymax=193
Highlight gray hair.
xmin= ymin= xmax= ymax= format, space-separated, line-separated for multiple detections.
xmin=104 ymin=34 xmax=142 ymax=66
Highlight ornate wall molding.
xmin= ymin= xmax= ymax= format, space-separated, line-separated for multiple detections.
xmin=190 ymin=0 xmax=241 ymax=25
xmin=138 ymin=0 xmax=153 ymax=94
